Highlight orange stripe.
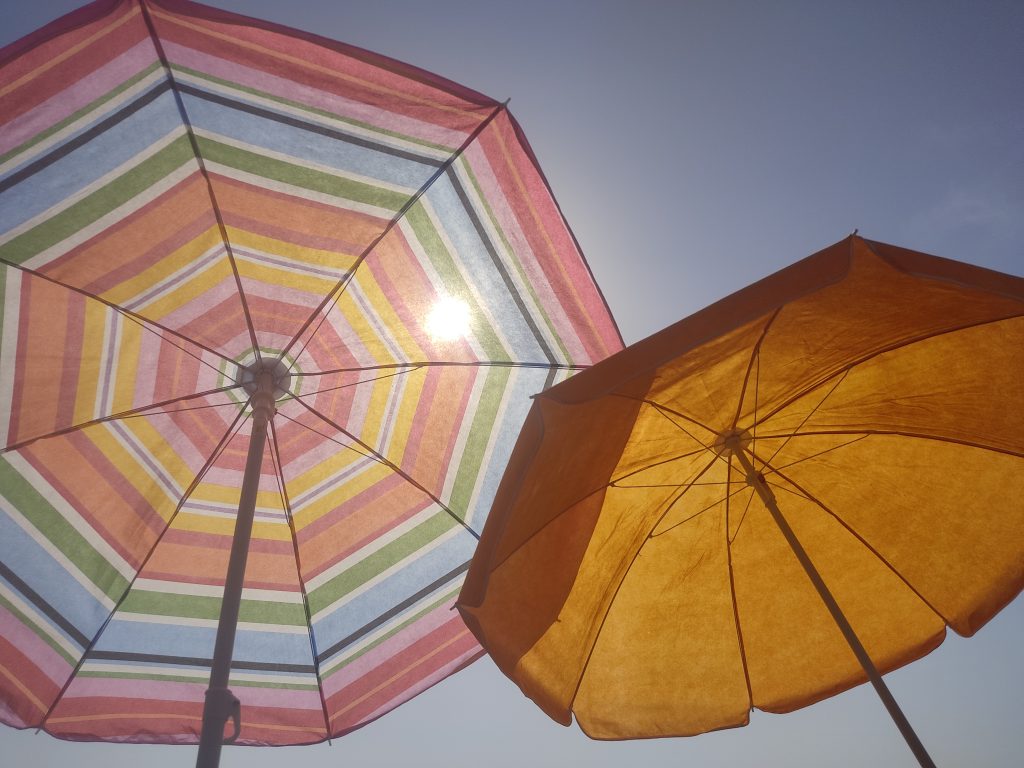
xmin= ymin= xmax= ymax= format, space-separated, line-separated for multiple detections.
xmin=329 ymin=628 xmax=471 ymax=722
xmin=0 ymin=6 xmax=141 ymax=99
xmin=0 ymin=663 xmax=47 ymax=714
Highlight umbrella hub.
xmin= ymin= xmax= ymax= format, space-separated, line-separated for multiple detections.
xmin=238 ymin=357 xmax=292 ymax=400
xmin=713 ymin=427 xmax=752 ymax=456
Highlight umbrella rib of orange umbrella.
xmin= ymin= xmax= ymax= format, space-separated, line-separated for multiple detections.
xmin=608 ymin=445 xmax=713 ymax=487
xmin=278 ymin=100 xmax=510 ymax=369
xmin=267 ymin=419 xmax=331 ymax=741
xmin=139 ymin=0 xmax=263 ymax=364
xmin=723 ymin=468 xmax=756 ymax=710
xmin=648 ymin=482 xmax=751 ymax=539
xmin=757 ymin=313 xmax=1024 ymax=427
xmin=757 ymin=428 xmax=1024 ymax=460
xmin=0 ymin=256 xmax=236 ymax=371
xmin=565 ymin=453 xmax=721 ymax=711
xmin=759 ymin=370 xmax=851 ymax=469
xmin=750 ymin=453 xmax=952 ymax=626
xmin=36 ymin=402 xmax=252 ymax=731
xmin=732 ymin=309 xmax=780 ymax=434
xmin=2 ymin=383 xmax=241 ymax=453
xmin=290 ymin=396 xmax=481 ymax=540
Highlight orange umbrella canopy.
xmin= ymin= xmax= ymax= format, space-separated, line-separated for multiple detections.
xmin=458 ymin=235 xmax=1024 ymax=740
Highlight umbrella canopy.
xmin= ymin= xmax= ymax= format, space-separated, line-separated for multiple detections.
xmin=0 ymin=0 xmax=621 ymax=752
xmin=458 ymin=235 xmax=1023 ymax=756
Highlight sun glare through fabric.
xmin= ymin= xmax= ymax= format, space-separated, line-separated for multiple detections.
xmin=426 ymin=296 xmax=471 ymax=341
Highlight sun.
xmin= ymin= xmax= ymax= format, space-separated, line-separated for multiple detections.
xmin=425 ymin=295 xmax=471 ymax=341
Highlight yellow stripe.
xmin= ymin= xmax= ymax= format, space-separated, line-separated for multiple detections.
xmin=0 ymin=6 xmax=141 ymax=100
xmin=329 ymin=628 xmax=471 ymax=721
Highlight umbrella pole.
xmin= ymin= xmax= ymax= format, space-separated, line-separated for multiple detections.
xmin=730 ymin=447 xmax=937 ymax=768
xmin=196 ymin=374 xmax=276 ymax=768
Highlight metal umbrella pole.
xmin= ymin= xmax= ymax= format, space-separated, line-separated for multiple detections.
xmin=728 ymin=440 xmax=937 ymax=768
xmin=196 ymin=368 xmax=277 ymax=768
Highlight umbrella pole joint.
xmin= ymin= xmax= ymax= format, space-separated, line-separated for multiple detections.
xmin=729 ymin=445 xmax=938 ymax=768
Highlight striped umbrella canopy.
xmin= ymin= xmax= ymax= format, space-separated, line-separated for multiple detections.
xmin=0 ymin=0 xmax=621 ymax=756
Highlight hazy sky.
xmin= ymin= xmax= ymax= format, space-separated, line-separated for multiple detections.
xmin=1 ymin=1 xmax=1021 ymax=766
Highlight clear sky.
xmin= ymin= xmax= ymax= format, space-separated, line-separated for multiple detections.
xmin=1 ymin=1 xmax=1021 ymax=766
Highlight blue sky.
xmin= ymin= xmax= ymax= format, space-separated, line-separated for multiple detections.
xmin=1 ymin=1 xmax=1021 ymax=766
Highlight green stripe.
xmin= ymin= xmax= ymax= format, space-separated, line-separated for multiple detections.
xmin=321 ymin=585 xmax=461 ymax=676
xmin=0 ymin=457 xmax=129 ymax=601
xmin=459 ymin=156 xmax=574 ymax=363
xmin=119 ymin=589 xmax=306 ymax=626
xmin=0 ymin=64 xmax=163 ymax=168
xmin=77 ymin=670 xmax=318 ymax=690
xmin=195 ymin=135 xmax=410 ymax=212
xmin=401 ymin=201 xmax=509 ymax=360
xmin=0 ymin=592 xmax=77 ymax=665
xmin=306 ymin=511 xmax=458 ymax=614
xmin=446 ymin=367 xmax=511 ymax=515
xmin=172 ymin=65 xmax=456 ymax=155
xmin=0 ymin=135 xmax=194 ymax=265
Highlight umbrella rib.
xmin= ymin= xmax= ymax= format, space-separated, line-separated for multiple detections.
xmin=138 ymin=1 xmax=264 ymax=363
xmin=291 ymin=396 xmax=481 ymax=540
xmin=758 ymin=312 xmax=1024 ymax=427
xmin=751 ymin=453 xmax=954 ymax=627
xmin=291 ymin=360 xmax=590 ymax=377
xmin=35 ymin=402 xmax=250 ymax=730
xmin=567 ymin=454 xmax=720 ymax=711
xmin=0 ymin=256 xmax=235 ymax=371
xmin=724 ymin=458 xmax=755 ymax=709
xmin=759 ymin=370 xmax=850 ymax=469
xmin=267 ymin=419 xmax=333 ymax=742
xmin=3 ymin=384 xmax=240 ymax=453
xmin=731 ymin=307 xmax=780 ymax=433
xmin=277 ymin=100 xmax=509 ymax=367
xmin=755 ymin=428 xmax=1024 ymax=460
xmin=648 ymin=483 xmax=750 ymax=538
xmin=274 ymin=410 xmax=383 ymax=464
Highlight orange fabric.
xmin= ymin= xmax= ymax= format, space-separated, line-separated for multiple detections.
xmin=459 ymin=235 xmax=1024 ymax=738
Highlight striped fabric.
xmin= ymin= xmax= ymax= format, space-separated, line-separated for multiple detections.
xmin=0 ymin=0 xmax=622 ymax=745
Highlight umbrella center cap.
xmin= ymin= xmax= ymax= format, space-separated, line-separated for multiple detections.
xmin=714 ymin=427 xmax=752 ymax=456
xmin=239 ymin=358 xmax=292 ymax=399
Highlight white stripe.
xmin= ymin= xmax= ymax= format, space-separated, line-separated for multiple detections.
xmin=174 ymin=68 xmax=450 ymax=163
xmin=132 ymin=578 xmax=303 ymax=603
xmin=319 ymin=580 xmax=463 ymax=673
xmin=1 ymin=128 xmax=188 ymax=250
xmin=0 ymin=492 xmax=116 ymax=609
xmin=0 ymin=582 xmax=81 ymax=659
xmin=3 ymin=453 xmax=134 ymax=580
xmin=310 ymin=522 xmax=463 ymax=624
xmin=0 ymin=67 xmax=166 ymax=178
xmin=115 ymin=611 xmax=308 ymax=634
xmin=0 ymin=268 xmax=22 ymax=447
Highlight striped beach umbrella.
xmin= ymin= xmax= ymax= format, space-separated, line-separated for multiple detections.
xmin=0 ymin=0 xmax=622 ymax=763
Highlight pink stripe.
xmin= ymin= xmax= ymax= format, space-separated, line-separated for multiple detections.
xmin=0 ymin=41 xmax=156 ymax=156
xmin=161 ymin=41 xmax=472 ymax=148
xmin=0 ymin=604 xmax=72 ymax=685
xmin=321 ymin=598 xmax=464 ymax=697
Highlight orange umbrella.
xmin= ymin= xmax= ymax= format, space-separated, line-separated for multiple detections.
xmin=458 ymin=234 xmax=1024 ymax=767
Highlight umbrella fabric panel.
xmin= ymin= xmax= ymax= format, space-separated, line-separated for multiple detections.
xmin=0 ymin=0 xmax=624 ymax=746
xmin=458 ymin=235 xmax=1023 ymax=738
